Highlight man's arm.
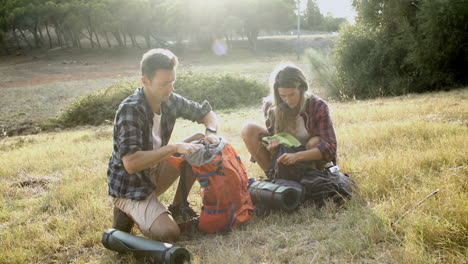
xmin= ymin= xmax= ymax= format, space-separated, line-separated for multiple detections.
xmin=122 ymin=142 xmax=202 ymax=174
xmin=170 ymin=94 xmax=219 ymax=144
xmin=202 ymin=111 xmax=219 ymax=144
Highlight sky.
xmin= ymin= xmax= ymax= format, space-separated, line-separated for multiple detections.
xmin=301 ymin=0 xmax=356 ymax=23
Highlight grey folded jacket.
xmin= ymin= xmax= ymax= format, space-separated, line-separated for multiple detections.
xmin=184 ymin=137 xmax=227 ymax=166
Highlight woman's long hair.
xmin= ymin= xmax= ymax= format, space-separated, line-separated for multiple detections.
xmin=266 ymin=63 xmax=308 ymax=134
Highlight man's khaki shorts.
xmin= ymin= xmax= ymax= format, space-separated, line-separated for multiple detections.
xmin=112 ymin=160 xmax=179 ymax=236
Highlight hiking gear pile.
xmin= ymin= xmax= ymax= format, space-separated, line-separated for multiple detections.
xmin=263 ymin=133 xmax=356 ymax=207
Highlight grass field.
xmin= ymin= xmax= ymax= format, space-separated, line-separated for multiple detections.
xmin=0 ymin=87 xmax=466 ymax=263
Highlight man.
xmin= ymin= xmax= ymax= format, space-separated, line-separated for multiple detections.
xmin=107 ymin=48 xmax=219 ymax=242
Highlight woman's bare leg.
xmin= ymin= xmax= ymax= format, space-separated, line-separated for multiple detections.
xmin=241 ymin=122 xmax=271 ymax=172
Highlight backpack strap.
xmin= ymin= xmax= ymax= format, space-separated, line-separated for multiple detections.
xmin=221 ymin=202 xmax=236 ymax=233
xmin=201 ymin=207 xmax=227 ymax=214
xmin=193 ymin=171 xmax=217 ymax=178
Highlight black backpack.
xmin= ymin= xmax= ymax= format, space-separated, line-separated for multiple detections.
xmin=267 ymin=144 xmax=356 ymax=205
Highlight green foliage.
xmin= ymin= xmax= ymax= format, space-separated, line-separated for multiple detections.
xmin=304 ymin=0 xmax=323 ymax=29
xmin=305 ymin=48 xmax=345 ymax=99
xmin=321 ymin=15 xmax=348 ymax=32
xmin=331 ymin=0 xmax=468 ymax=99
xmin=223 ymin=0 xmax=296 ymax=49
xmin=0 ymin=0 xmax=296 ymax=51
xmin=303 ymin=0 xmax=348 ymax=32
xmin=334 ymin=23 xmax=398 ymax=98
xmin=52 ymin=72 xmax=267 ymax=128
xmin=174 ymin=72 xmax=268 ymax=110
xmin=406 ymin=0 xmax=468 ymax=90
xmin=52 ymin=80 xmax=135 ymax=128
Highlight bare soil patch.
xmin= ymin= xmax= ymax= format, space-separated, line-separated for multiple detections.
xmin=0 ymin=48 xmax=140 ymax=89
xmin=0 ymin=48 xmax=142 ymax=136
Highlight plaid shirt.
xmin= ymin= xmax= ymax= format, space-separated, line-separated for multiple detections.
xmin=263 ymin=95 xmax=337 ymax=164
xmin=107 ymin=87 xmax=212 ymax=200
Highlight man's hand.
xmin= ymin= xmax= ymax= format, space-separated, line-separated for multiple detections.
xmin=204 ymin=134 xmax=220 ymax=145
xmin=174 ymin=142 xmax=203 ymax=155
xmin=277 ymin=153 xmax=299 ymax=165
xmin=265 ymin=138 xmax=279 ymax=153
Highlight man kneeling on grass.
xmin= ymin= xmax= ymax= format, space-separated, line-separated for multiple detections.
xmin=107 ymin=48 xmax=219 ymax=242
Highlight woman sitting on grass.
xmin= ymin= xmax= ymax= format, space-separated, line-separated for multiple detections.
xmin=241 ymin=63 xmax=337 ymax=175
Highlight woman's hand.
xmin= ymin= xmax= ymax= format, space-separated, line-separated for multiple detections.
xmin=277 ymin=153 xmax=299 ymax=165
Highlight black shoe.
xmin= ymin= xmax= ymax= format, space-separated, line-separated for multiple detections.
xmin=168 ymin=202 xmax=199 ymax=223
xmin=112 ymin=207 xmax=134 ymax=233
xmin=178 ymin=217 xmax=199 ymax=234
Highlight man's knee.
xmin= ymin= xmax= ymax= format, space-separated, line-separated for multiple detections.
xmin=154 ymin=226 xmax=180 ymax=242
xmin=147 ymin=213 xmax=180 ymax=242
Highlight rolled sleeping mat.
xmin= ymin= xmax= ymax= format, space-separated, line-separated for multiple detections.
xmin=248 ymin=180 xmax=301 ymax=211
xmin=102 ymin=228 xmax=191 ymax=264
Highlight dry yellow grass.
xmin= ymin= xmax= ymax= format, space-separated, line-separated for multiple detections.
xmin=0 ymin=88 xmax=466 ymax=263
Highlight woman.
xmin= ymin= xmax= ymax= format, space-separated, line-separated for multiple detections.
xmin=241 ymin=63 xmax=337 ymax=174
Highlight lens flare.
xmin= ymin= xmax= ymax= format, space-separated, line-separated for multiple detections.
xmin=212 ymin=39 xmax=227 ymax=56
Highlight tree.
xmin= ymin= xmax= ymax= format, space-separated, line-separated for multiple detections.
xmin=0 ymin=0 xmax=17 ymax=50
xmin=43 ymin=1 xmax=66 ymax=48
xmin=321 ymin=14 xmax=347 ymax=32
xmin=332 ymin=0 xmax=468 ymax=99
xmin=304 ymin=0 xmax=323 ymax=30
xmin=231 ymin=0 xmax=295 ymax=50
xmin=0 ymin=0 xmax=300 ymax=52
xmin=406 ymin=0 xmax=468 ymax=90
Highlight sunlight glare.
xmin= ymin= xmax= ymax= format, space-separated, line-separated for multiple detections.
xmin=212 ymin=39 xmax=227 ymax=56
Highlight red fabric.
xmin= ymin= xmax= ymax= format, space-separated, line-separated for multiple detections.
xmin=198 ymin=205 xmax=229 ymax=232
xmin=166 ymin=143 xmax=254 ymax=233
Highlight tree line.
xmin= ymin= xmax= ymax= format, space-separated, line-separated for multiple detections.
xmin=0 ymin=0 xmax=290 ymax=51
xmin=0 ymin=0 xmax=346 ymax=52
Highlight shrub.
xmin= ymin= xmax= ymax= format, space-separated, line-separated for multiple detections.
xmin=406 ymin=0 xmax=468 ymax=90
xmin=51 ymin=72 xmax=268 ymax=128
xmin=174 ymin=72 xmax=268 ymax=110
xmin=51 ymin=80 xmax=136 ymax=128
xmin=305 ymin=48 xmax=344 ymax=99
xmin=333 ymin=23 xmax=391 ymax=98
xmin=331 ymin=0 xmax=467 ymax=99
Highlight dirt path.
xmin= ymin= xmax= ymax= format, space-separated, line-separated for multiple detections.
xmin=0 ymin=48 xmax=140 ymax=89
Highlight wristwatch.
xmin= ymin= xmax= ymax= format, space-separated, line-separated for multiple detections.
xmin=205 ymin=127 xmax=217 ymax=134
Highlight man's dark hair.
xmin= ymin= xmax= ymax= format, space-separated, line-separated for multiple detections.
xmin=140 ymin=49 xmax=179 ymax=80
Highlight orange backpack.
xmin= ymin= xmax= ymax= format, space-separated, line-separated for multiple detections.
xmin=166 ymin=139 xmax=254 ymax=233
